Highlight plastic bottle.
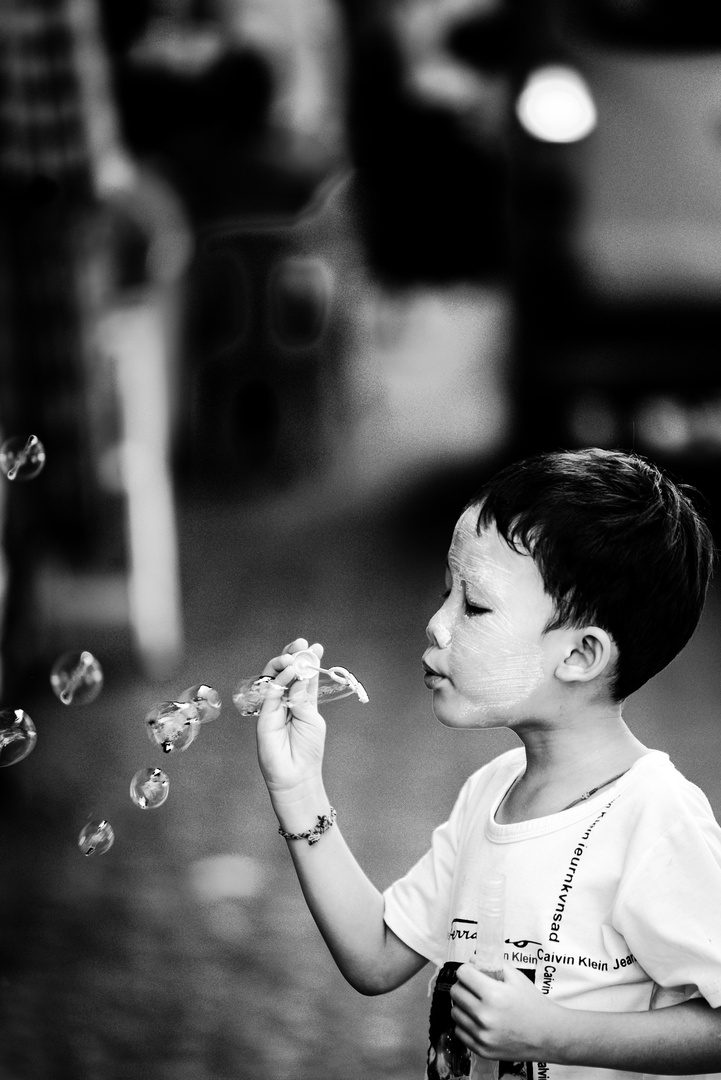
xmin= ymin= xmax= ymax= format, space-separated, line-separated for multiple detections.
xmin=470 ymin=872 xmax=506 ymax=1080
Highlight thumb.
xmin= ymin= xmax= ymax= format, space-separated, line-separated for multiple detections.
xmin=501 ymin=962 xmax=530 ymax=986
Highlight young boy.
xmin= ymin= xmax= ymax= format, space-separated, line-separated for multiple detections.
xmin=254 ymin=447 xmax=721 ymax=1080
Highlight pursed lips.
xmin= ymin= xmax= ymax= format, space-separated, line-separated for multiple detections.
xmin=422 ymin=658 xmax=447 ymax=684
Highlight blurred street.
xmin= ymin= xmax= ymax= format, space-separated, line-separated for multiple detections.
xmin=2 ymin=462 xmax=721 ymax=1080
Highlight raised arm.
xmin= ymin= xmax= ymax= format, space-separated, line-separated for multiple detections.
xmin=451 ymin=962 xmax=721 ymax=1074
xmin=255 ymin=638 xmax=428 ymax=995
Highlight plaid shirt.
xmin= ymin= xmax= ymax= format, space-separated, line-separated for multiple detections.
xmin=0 ymin=0 xmax=94 ymax=188
xmin=0 ymin=0 xmax=110 ymax=561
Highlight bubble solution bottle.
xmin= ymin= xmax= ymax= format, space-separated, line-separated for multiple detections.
xmin=232 ymin=649 xmax=368 ymax=716
xmin=470 ymin=872 xmax=506 ymax=1080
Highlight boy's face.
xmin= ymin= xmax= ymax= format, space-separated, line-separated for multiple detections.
xmin=423 ymin=509 xmax=559 ymax=727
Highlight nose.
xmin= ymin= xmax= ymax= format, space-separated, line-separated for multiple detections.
xmin=426 ymin=604 xmax=452 ymax=649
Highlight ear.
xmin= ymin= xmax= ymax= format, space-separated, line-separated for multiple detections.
xmin=554 ymin=627 xmax=614 ymax=684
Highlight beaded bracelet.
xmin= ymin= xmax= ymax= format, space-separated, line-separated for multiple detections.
xmin=278 ymin=806 xmax=337 ymax=846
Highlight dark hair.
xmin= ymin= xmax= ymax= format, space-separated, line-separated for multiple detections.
xmin=468 ymin=448 xmax=716 ymax=701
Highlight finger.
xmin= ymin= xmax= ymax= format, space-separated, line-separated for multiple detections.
xmin=453 ymin=1024 xmax=479 ymax=1054
xmin=273 ymin=658 xmax=301 ymax=688
xmin=451 ymin=996 xmax=500 ymax=1057
xmin=450 ymin=981 xmax=484 ymax=1014
xmin=452 ymin=1020 xmax=491 ymax=1059
xmin=286 ymin=678 xmax=311 ymax=708
xmin=263 ymin=641 xmax=323 ymax=678
xmin=282 ymin=637 xmax=309 ymax=654
xmin=286 ymin=678 xmax=323 ymax=721
xmin=261 ymin=653 xmax=297 ymax=679
xmin=283 ymin=643 xmax=324 ymax=701
xmin=308 ymin=642 xmax=324 ymax=661
xmin=256 ymin=678 xmax=290 ymax=729
xmin=501 ymin=960 xmax=530 ymax=986
xmin=449 ymin=995 xmax=476 ymax=1026
xmin=455 ymin=963 xmax=497 ymax=996
xmin=450 ymin=1004 xmax=481 ymax=1043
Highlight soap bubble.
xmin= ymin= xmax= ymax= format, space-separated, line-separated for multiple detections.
xmin=130 ymin=767 xmax=170 ymax=809
xmin=0 ymin=434 xmax=46 ymax=481
xmin=232 ymin=675 xmax=274 ymax=717
xmin=78 ymin=818 xmax=115 ymax=856
xmin=146 ymin=700 xmax=201 ymax=753
xmin=50 ymin=650 xmax=104 ymax=705
xmin=178 ymin=683 xmax=221 ymax=724
xmin=0 ymin=708 xmax=37 ymax=767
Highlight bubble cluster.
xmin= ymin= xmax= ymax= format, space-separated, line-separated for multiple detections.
xmin=130 ymin=767 xmax=170 ymax=809
xmin=0 ymin=434 xmax=46 ymax=481
xmin=50 ymin=650 xmax=104 ymax=705
xmin=146 ymin=700 xmax=201 ymax=754
xmin=78 ymin=818 xmax=115 ymax=856
xmin=0 ymin=429 xmax=241 ymax=853
xmin=0 ymin=709 xmax=37 ymax=767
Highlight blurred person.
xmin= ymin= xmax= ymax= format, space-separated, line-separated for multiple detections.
xmin=251 ymin=447 xmax=721 ymax=1080
xmin=338 ymin=0 xmax=516 ymax=283
xmin=0 ymin=0 xmax=190 ymax=697
xmin=105 ymin=0 xmax=347 ymax=225
xmin=101 ymin=0 xmax=353 ymax=494
xmin=0 ymin=0 xmax=108 ymax=697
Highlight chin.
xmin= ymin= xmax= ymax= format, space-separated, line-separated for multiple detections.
xmin=432 ymin=697 xmax=511 ymax=730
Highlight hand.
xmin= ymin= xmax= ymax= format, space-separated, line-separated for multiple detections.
xmin=450 ymin=963 xmax=563 ymax=1063
xmin=256 ymin=638 xmax=327 ymax=802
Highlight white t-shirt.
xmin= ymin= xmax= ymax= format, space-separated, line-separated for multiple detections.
xmin=383 ymin=748 xmax=721 ymax=1080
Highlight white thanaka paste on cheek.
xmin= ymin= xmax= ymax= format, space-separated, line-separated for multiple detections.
xmin=444 ymin=511 xmax=546 ymax=714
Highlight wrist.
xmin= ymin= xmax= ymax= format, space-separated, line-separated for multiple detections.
xmin=540 ymin=1001 xmax=581 ymax=1067
xmin=268 ymin=780 xmax=331 ymax=834
xmin=279 ymin=806 xmax=337 ymax=845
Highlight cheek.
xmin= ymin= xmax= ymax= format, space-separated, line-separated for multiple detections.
xmin=450 ymin=616 xmax=545 ymax=711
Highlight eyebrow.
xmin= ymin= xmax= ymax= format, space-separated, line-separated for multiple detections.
xmin=445 ymin=561 xmax=495 ymax=602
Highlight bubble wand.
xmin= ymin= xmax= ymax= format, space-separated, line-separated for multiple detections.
xmin=232 ymin=649 xmax=369 ymax=716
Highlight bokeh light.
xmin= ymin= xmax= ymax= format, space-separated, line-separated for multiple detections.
xmin=516 ymin=65 xmax=597 ymax=143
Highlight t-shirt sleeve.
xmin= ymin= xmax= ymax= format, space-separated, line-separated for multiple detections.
xmin=383 ymin=775 xmax=476 ymax=968
xmin=612 ymin=806 xmax=721 ymax=1007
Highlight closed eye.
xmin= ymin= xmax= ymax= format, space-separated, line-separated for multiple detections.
xmin=462 ymin=578 xmax=491 ymax=616
xmin=465 ymin=601 xmax=492 ymax=616
xmin=441 ymin=585 xmax=491 ymax=615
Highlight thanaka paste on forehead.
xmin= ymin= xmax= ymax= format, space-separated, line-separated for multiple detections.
xmin=448 ymin=512 xmax=515 ymax=602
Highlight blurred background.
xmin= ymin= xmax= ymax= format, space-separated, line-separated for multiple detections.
xmin=2 ymin=0 xmax=721 ymax=1077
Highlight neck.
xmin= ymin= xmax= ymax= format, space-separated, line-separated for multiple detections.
xmin=514 ymin=705 xmax=648 ymax=785
xmin=495 ymin=707 xmax=650 ymax=824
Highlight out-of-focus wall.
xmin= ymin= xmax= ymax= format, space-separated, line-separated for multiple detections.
xmin=570 ymin=49 xmax=721 ymax=300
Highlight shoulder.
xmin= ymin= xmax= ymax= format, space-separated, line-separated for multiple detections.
xmin=624 ymin=751 xmax=717 ymax=820
xmin=617 ymin=750 xmax=721 ymax=862
xmin=610 ymin=757 xmax=721 ymax=964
